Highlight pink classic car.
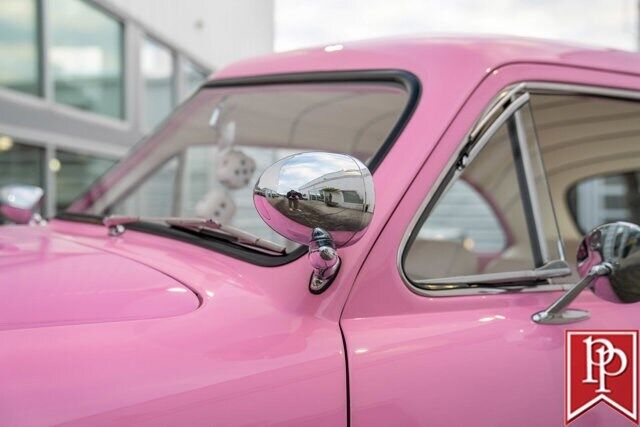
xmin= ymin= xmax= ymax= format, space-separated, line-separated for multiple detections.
xmin=3 ymin=36 xmax=640 ymax=426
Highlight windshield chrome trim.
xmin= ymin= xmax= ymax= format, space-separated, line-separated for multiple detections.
xmin=398 ymin=81 xmax=640 ymax=297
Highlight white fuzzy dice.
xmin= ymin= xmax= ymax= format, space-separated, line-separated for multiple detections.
xmin=194 ymin=188 xmax=236 ymax=223
xmin=215 ymin=149 xmax=256 ymax=189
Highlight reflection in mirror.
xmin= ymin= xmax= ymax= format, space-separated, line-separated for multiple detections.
xmin=254 ymin=152 xmax=375 ymax=293
xmin=254 ymin=152 xmax=374 ymax=248
xmin=578 ymin=221 xmax=640 ymax=303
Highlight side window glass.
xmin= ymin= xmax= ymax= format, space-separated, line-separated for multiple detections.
xmin=404 ymin=103 xmax=563 ymax=282
xmin=528 ymin=93 xmax=640 ymax=279
xmin=419 ymin=180 xmax=506 ymax=253
xmin=405 ymin=122 xmax=535 ymax=280
xmin=515 ymin=103 xmax=564 ymax=263
xmin=569 ymin=172 xmax=640 ymax=233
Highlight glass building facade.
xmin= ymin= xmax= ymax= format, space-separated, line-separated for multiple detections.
xmin=0 ymin=0 xmax=211 ymax=215
xmin=50 ymin=0 xmax=124 ymax=118
xmin=142 ymin=38 xmax=175 ymax=129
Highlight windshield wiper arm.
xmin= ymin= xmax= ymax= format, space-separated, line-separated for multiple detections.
xmin=103 ymin=215 xmax=286 ymax=254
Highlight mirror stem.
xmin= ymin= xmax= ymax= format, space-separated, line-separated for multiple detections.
xmin=532 ymin=262 xmax=613 ymax=324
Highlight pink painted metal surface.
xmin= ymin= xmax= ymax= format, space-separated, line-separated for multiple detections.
xmin=340 ymin=62 xmax=640 ymax=426
xmin=0 ymin=225 xmax=199 ymax=330
xmin=0 ymin=220 xmax=349 ymax=425
xmin=3 ymin=36 xmax=640 ymax=425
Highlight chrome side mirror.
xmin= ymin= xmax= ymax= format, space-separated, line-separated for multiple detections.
xmin=254 ymin=152 xmax=374 ymax=293
xmin=0 ymin=184 xmax=45 ymax=225
xmin=533 ymin=221 xmax=640 ymax=324
xmin=579 ymin=222 xmax=640 ymax=303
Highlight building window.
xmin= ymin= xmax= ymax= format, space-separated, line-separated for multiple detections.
xmin=50 ymin=0 xmax=124 ymax=118
xmin=54 ymin=149 xmax=115 ymax=211
xmin=0 ymin=0 xmax=40 ymax=95
xmin=182 ymin=59 xmax=208 ymax=100
xmin=142 ymin=38 xmax=175 ymax=129
xmin=0 ymin=137 xmax=44 ymax=188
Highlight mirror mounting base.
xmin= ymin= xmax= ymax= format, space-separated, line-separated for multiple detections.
xmin=308 ymin=228 xmax=341 ymax=294
xmin=532 ymin=308 xmax=590 ymax=324
xmin=532 ymin=262 xmax=613 ymax=325
xmin=309 ymin=259 xmax=341 ymax=294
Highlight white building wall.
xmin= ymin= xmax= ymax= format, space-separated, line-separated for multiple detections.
xmin=102 ymin=0 xmax=274 ymax=69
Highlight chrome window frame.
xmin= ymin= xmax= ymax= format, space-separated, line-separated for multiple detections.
xmin=398 ymin=81 xmax=640 ymax=297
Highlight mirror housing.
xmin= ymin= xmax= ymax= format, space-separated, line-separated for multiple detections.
xmin=533 ymin=221 xmax=640 ymax=324
xmin=0 ymin=184 xmax=45 ymax=225
xmin=253 ymin=152 xmax=374 ymax=293
xmin=578 ymin=221 xmax=640 ymax=304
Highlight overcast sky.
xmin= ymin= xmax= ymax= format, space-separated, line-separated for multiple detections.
xmin=275 ymin=0 xmax=638 ymax=52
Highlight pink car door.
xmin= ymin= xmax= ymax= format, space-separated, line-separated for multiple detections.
xmin=341 ymin=63 xmax=640 ymax=426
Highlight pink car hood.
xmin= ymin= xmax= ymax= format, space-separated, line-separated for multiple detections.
xmin=0 ymin=225 xmax=199 ymax=330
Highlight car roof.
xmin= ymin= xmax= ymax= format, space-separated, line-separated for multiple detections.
xmin=212 ymin=35 xmax=640 ymax=81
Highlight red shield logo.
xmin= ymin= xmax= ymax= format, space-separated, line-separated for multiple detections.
xmin=566 ymin=330 xmax=638 ymax=424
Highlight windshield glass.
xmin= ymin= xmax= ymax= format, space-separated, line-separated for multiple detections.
xmin=67 ymin=81 xmax=410 ymax=251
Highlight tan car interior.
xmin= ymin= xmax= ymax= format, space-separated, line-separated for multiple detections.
xmin=406 ymin=93 xmax=640 ymax=283
xmin=90 ymin=83 xmax=408 ymax=215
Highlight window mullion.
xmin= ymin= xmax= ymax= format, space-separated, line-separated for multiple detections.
xmin=39 ymin=0 xmax=52 ymax=100
xmin=507 ymin=103 xmax=549 ymax=267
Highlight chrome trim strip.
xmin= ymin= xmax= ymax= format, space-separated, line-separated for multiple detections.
xmin=421 ymin=92 xmax=530 ymax=210
xmin=414 ymin=283 xmax=574 ymax=295
xmin=416 ymin=266 xmax=571 ymax=286
xmin=512 ymin=106 xmax=550 ymax=263
xmin=464 ymin=92 xmax=529 ymax=165
xmin=468 ymin=82 xmax=527 ymax=141
xmin=397 ymin=81 xmax=640 ymax=297
xmin=523 ymin=82 xmax=640 ymax=101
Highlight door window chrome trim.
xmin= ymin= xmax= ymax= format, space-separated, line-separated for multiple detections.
xmin=398 ymin=81 xmax=640 ymax=297
xmin=509 ymin=107 xmax=549 ymax=265
xmin=467 ymin=83 xmax=527 ymax=141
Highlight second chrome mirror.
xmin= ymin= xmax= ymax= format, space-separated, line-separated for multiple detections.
xmin=253 ymin=152 xmax=375 ymax=293
xmin=578 ymin=221 xmax=640 ymax=304
xmin=533 ymin=221 xmax=640 ymax=324
xmin=0 ymin=184 xmax=45 ymax=225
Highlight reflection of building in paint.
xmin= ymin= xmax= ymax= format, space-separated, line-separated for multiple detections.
xmin=298 ymin=169 xmax=372 ymax=211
